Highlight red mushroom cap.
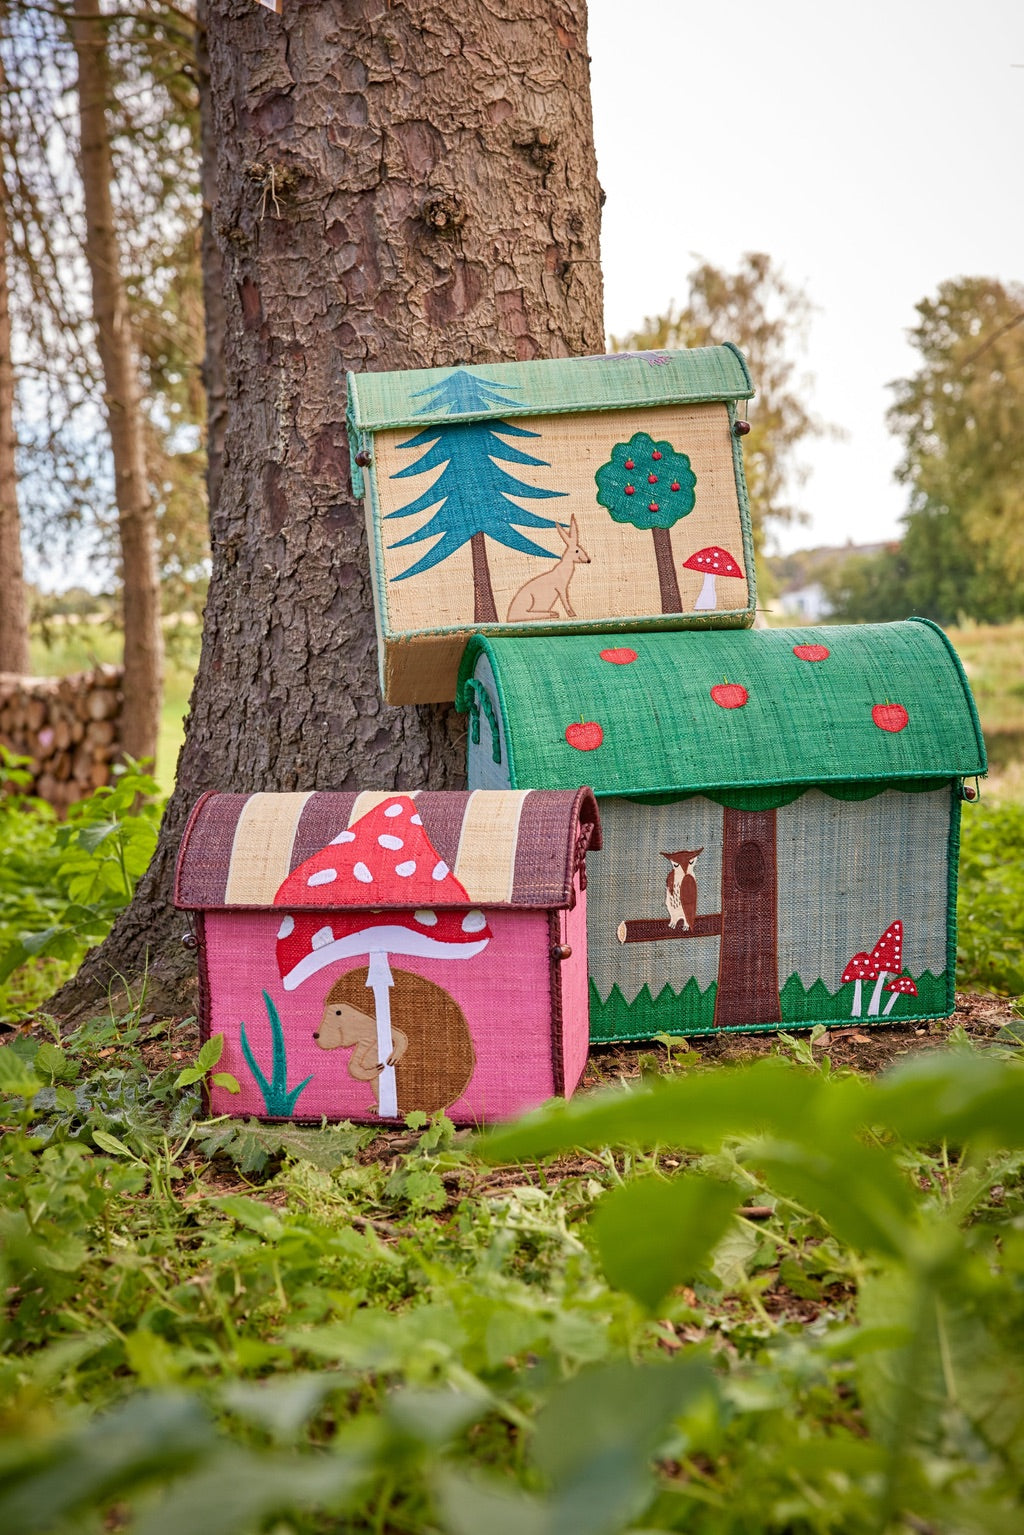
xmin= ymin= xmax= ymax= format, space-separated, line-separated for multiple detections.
xmin=884 ymin=975 xmax=918 ymax=996
xmin=841 ymin=951 xmax=879 ymax=984
xmin=870 ymin=921 xmax=903 ymax=974
xmin=274 ymin=795 xmax=469 ymax=909
xmin=275 ymin=907 xmax=491 ymax=991
xmin=271 ymin=795 xmax=492 ymax=990
xmin=681 ymin=546 xmax=745 ymax=578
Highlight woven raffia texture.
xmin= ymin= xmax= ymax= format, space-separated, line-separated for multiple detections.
xmin=176 ymin=788 xmax=600 ymax=911
xmin=583 ymin=786 xmax=959 ymax=1042
xmin=372 ymin=402 xmax=752 ymax=636
xmin=457 ymin=619 xmax=987 ymax=798
xmin=347 ymin=345 xmax=753 ymax=438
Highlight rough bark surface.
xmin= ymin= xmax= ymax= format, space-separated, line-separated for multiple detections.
xmin=0 ymin=66 xmax=29 ymax=677
xmin=71 ymin=0 xmax=164 ymax=762
xmin=58 ymin=0 xmax=604 ymax=1015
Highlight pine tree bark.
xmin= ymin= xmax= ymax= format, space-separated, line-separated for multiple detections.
xmin=0 ymin=51 xmax=30 ymax=677
xmin=56 ymin=0 xmax=604 ymax=1016
xmin=71 ymin=0 xmax=164 ymax=762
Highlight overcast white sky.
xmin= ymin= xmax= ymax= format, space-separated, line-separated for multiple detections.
xmin=588 ymin=0 xmax=1024 ymax=554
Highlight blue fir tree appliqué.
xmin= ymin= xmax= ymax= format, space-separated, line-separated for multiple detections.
xmin=385 ymin=369 xmax=567 ymax=622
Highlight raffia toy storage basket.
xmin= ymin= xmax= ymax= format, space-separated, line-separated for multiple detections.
xmin=346 ymin=346 xmax=757 ymax=703
xmin=457 ymin=619 xmax=986 ymax=1042
xmin=175 ymin=789 xmax=600 ymax=1124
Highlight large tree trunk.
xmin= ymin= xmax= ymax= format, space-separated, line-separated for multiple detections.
xmin=0 ymin=52 xmax=30 ymax=677
xmin=71 ymin=0 xmax=164 ymax=763
xmin=56 ymin=0 xmax=604 ymax=1016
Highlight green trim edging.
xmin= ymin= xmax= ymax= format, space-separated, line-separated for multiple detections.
xmin=589 ymin=969 xmax=951 ymax=1042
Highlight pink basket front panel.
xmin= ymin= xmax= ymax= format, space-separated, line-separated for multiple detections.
xmin=201 ymin=908 xmax=561 ymax=1125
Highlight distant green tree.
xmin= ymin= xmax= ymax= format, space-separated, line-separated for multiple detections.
xmin=613 ymin=253 xmax=829 ymax=580
xmin=883 ymin=277 xmax=1024 ymax=624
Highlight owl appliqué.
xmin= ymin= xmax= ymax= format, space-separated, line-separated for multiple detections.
xmin=662 ymin=848 xmax=703 ymax=930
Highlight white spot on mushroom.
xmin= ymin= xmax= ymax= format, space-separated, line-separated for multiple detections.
xmin=410 ymin=813 xmax=423 ymax=825
xmin=353 ymin=862 xmax=373 ymax=883
xmin=277 ymin=915 xmax=294 ymax=939
xmin=432 ymin=860 xmax=450 ymax=881
xmin=378 ymin=834 xmax=403 ymax=851
xmin=383 ymin=802 xmax=403 ymax=818
xmin=414 ymin=910 xmax=438 ymax=926
xmin=311 ymin=926 xmax=334 ymax=950
xmin=330 ymin=830 xmax=355 ymax=845
xmin=462 ymin=910 xmax=487 ymax=933
xmin=308 ymin=868 xmax=337 ymax=887
xmin=395 ymin=860 xmax=416 ymax=877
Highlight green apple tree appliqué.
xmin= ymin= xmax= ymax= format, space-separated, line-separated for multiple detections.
xmin=594 ymin=431 xmax=696 ymax=612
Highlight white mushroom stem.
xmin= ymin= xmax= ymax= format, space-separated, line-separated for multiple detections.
xmin=867 ymin=971 xmax=889 ymax=1016
xmin=366 ymin=950 xmax=398 ymax=1118
xmin=883 ymin=990 xmax=900 ymax=1016
xmin=851 ymin=980 xmax=862 ymax=1017
xmin=694 ymin=573 xmax=718 ymax=610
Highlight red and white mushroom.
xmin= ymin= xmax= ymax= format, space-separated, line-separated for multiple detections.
xmin=866 ymin=921 xmax=903 ymax=1016
xmin=882 ymin=976 xmax=918 ymax=1016
xmin=840 ymin=951 xmax=878 ymax=1017
xmin=682 ymin=547 xmax=745 ymax=611
xmin=273 ymin=796 xmax=491 ymax=1118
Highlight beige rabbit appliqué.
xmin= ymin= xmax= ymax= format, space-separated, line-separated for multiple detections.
xmin=505 ymin=516 xmax=591 ymax=622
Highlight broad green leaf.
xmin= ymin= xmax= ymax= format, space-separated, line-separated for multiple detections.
xmin=387 ymin=1388 xmax=489 ymax=1447
xmin=592 ymin=1174 xmax=739 ymax=1310
xmin=210 ymin=1071 xmax=240 ymax=1094
xmin=480 ymin=1058 xmax=865 ymax=1162
xmin=92 ymin=1130 xmax=135 ymax=1159
xmin=740 ymin=1136 xmax=921 ymax=1261
xmin=534 ymin=1357 xmax=716 ymax=1535
xmin=0 ymin=1393 xmax=211 ymax=1534
xmin=133 ymin=1446 xmax=367 ymax=1535
xmin=195 ymin=1033 xmax=224 ymax=1072
xmin=439 ymin=1471 xmax=548 ymax=1535
xmin=220 ymin=1372 xmax=354 ymax=1440
xmin=0 ymin=1047 xmax=41 ymax=1097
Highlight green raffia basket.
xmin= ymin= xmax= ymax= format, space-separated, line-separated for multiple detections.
xmin=456 ymin=619 xmax=987 ymax=1041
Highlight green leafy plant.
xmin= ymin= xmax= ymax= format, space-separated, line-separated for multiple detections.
xmin=174 ymin=1033 xmax=240 ymax=1096
xmin=0 ymin=756 xmax=162 ymax=1018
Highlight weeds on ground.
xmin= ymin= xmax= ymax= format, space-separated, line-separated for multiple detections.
xmin=1 ymin=1002 xmax=1023 ymax=1534
xmin=0 ymin=749 xmax=161 ymax=1020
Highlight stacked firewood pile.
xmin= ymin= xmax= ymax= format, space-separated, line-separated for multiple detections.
xmin=0 ymin=665 xmax=124 ymax=811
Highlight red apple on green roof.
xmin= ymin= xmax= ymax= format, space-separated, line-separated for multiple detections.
xmin=872 ymin=702 xmax=909 ymax=733
xmin=600 ymin=648 xmax=637 ymax=665
xmin=711 ymin=678 xmax=748 ymax=710
xmin=793 ymin=644 xmax=830 ymax=662
xmin=566 ymin=719 xmax=604 ymax=751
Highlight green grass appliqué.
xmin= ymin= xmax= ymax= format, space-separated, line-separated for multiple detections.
xmin=239 ymin=990 xmax=313 ymax=1116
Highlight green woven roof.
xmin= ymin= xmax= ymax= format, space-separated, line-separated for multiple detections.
xmin=456 ymin=619 xmax=987 ymax=796
xmin=346 ymin=345 xmax=753 ymax=435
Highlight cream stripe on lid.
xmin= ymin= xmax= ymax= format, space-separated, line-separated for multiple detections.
xmin=348 ymin=789 xmax=420 ymax=825
xmin=224 ymin=792 xmax=313 ymax=905
xmin=453 ymin=789 xmax=530 ymax=904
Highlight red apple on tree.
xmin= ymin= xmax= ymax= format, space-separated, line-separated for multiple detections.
xmin=710 ymin=678 xmax=748 ymax=710
xmin=872 ymin=701 xmax=909 ymax=733
xmin=565 ymin=719 xmax=604 ymax=751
